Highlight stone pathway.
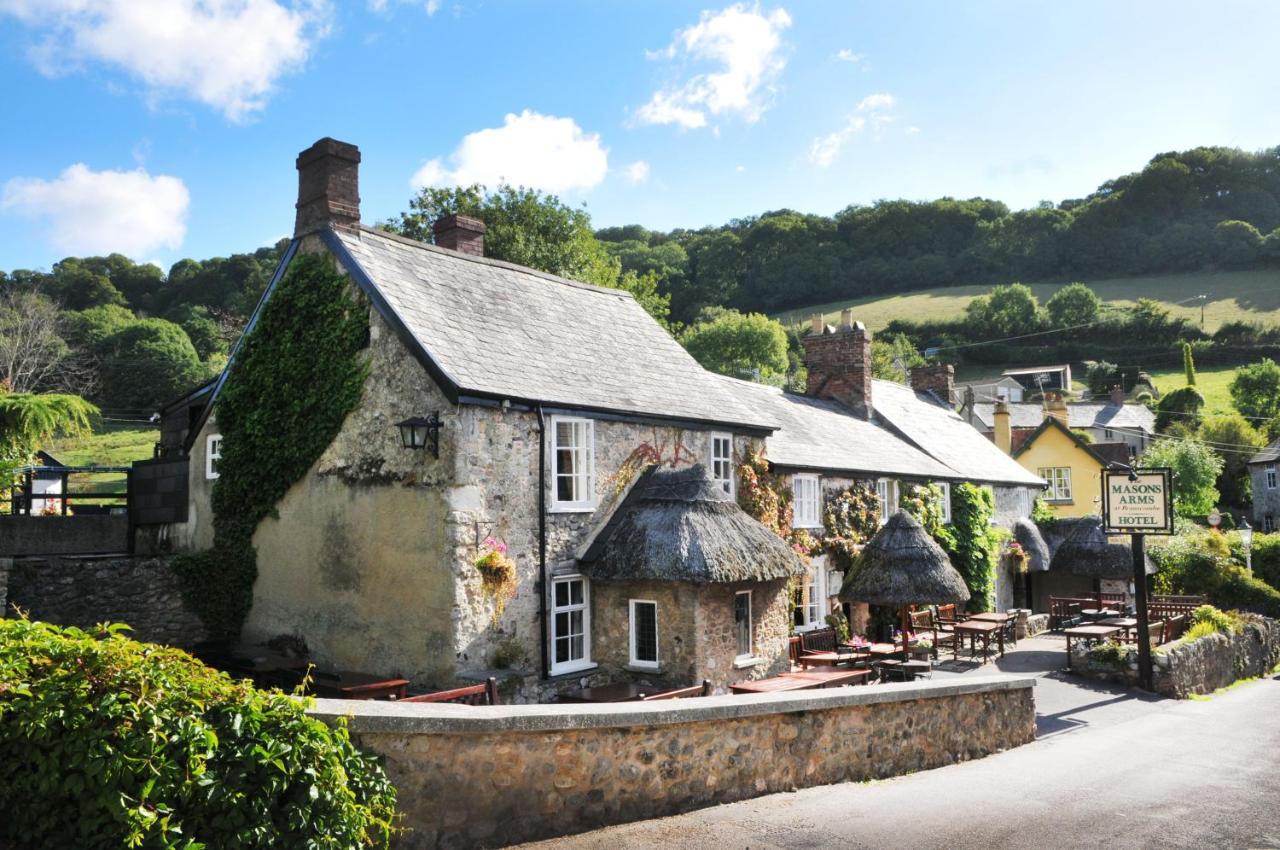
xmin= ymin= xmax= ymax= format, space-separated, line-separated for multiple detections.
xmin=523 ymin=636 xmax=1280 ymax=849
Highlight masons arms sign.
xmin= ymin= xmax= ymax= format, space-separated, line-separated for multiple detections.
xmin=1101 ymin=468 xmax=1174 ymax=535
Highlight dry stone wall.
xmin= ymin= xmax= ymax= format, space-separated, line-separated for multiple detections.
xmin=1 ymin=555 xmax=208 ymax=647
xmin=309 ymin=675 xmax=1037 ymax=849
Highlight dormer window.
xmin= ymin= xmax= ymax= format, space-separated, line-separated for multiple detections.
xmin=791 ymin=474 xmax=821 ymax=529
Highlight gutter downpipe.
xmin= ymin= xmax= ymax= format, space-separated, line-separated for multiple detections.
xmin=537 ymin=404 xmax=549 ymax=680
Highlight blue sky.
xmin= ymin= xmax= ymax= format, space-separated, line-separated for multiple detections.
xmin=1 ymin=1 xmax=1278 ymax=272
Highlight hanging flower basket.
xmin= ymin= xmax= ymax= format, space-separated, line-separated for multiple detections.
xmin=1005 ymin=540 xmax=1029 ymax=574
xmin=475 ymin=537 xmax=517 ymax=620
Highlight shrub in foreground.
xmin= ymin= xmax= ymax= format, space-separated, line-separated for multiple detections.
xmin=0 ymin=618 xmax=396 ymax=849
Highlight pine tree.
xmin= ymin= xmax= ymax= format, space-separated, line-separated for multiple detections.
xmin=1183 ymin=341 xmax=1198 ymax=386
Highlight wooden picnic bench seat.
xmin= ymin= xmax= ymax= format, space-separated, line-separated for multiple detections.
xmin=400 ymin=677 xmax=498 ymax=706
xmin=639 ymin=680 xmax=713 ymax=700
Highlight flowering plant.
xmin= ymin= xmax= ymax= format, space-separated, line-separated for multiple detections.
xmin=474 ymin=537 xmax=517 ymax=620
xmin=1005 ymin=540 xmax=1029 ymax=574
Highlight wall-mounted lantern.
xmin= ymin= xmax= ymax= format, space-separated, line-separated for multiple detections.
xmin=397 ymin=413 xmax=442 ymax=457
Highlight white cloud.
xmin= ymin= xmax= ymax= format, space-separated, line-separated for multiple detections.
xmin=411 ymin=110 xmax=609 ymax=193
xmin=835 ymin=48 xmax=864 ymax=63
xmin=425 ymin=0 xmax=441 ymax=14
xmin=635 ymin=4 xmax=792 ymax=130
xmin=0 ymin=0 xmax=329 ymax=121
xmin=807 ymin=93 xmax=896 ymax=167
xmin=368 ymin=0 xmax=441 ymax=14
xmin=1 ymin=163 xmax=189 ymax=257
xmin=624 ymin=161 xmax=651 ymax=184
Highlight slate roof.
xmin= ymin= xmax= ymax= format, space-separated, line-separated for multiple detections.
xmin=330 ymin=226 xmax=774 ymax=431
xmin=970 ymin=401 xmax=1155 ymax=434
xmin=871 ymin=381 xmax=1046 ymax=487
xmin=715 ymin=376 xmax=958 ymax=480
xmin=1011 ymin=416 xmax=1130 ymax=470
xmin=1249 ymin=438 xmax=1280 ymax=465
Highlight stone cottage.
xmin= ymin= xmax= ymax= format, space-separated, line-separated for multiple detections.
xmin=151 ymin=137 xmax=1044 ymax=701
xmin=1248 ymin=438 xmax=1280 ymax=532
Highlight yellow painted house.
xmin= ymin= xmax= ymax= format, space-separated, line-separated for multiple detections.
xmin=993 ymin=400 xmax=1132 ymax=518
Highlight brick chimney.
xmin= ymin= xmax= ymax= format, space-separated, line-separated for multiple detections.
xmin=802 ymin=310 xmax=873 ymax=418
xmin=433 ymin=214 xmax=486 ymax=256
xmin=1110 ymin=384 xmax=1125 ymax=405
xmin=294 ymin=137 xmax=360 ymax=237
xmin=994 ymin=400 xmax=1012 ymax=455
xmin=910 ymin=363 xmax=956 ymax=406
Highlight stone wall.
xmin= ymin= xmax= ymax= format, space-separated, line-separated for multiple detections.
xmin=1069 ymin=617 xmax=1280 ymax=697
xmin=309 ymin=674 xmax=1037 ymax=849
xmin=1 ymin=555 xmax=208 ymax=648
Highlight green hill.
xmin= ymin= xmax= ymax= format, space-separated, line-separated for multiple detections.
xmin=775 ymin=269 xmax=1280 ymax=335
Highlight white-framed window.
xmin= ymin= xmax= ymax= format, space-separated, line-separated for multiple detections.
xmin=791 ymin=474 xmax=821 ymax=528
xmin=550 ymin=576 xmax=591 ymax=674
xmin=1104 ymin=429 xmax=1114 ymax=440
xmin=793 ymin=555 xmax=828 ymax=632
xmin=876 ymin=478 xmax=897 ymax=525
xmin=1267 ymin=465 xmax=1277 ymax=491
xmin=937 ymin=481 xmax=952 ymax=524
xmin=206 ymin=434 xmax=223 ymax=480
xmin=733 ymin=590 xmax=753 ymax=660
xmin=710 ymin=433 xmax=735 ymax=497
xmin=551 ymin=417 xmax=595 ymax=511
xmin=1265 ymin=514 xmax=1275 ymax=533
xmin=628 ymin=599 xmax=659 ymax=669
xmin=1038 ymin=467 xmax=1073 ymax=502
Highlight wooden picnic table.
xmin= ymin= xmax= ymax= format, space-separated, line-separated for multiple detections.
xmin=1081 ymin=608 xmax=1121 ymax=620
xmin=730 ymin=676 xmax=825 ymax=694
xmin=1063 ymin=624 xmax=1123 ymax=667
xmin=310 ymin=671 xmax=410 ymax=701
xmin=558 ymin=682 xmax=668 ymax=702
xmin=1096 ymin=617 xmax=1139 ymax=640
xmin=953 ymin=619 xmax=1005 ymax=663
xmin=784 ymin=668 xmax=872 ymax=687
xmin=971 ymin=611 xmax=1014 ymax=624
xmin=797 ymin=648 xmax=871 ymax=668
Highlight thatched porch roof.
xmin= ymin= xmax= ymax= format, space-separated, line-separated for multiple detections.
xmin=839 ymin=511 xmax=970 ymax=606
xmin=577 ymin=465 xmax=806 ymax=584
xmin=1043 ymin=515 xmax=1156 ymax=579
xmin=1012 ymin=518 xmax=1051 ymax=573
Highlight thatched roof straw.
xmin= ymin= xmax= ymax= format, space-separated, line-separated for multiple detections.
xmin=1013 ymin=517 xmax=1051 ymax=573
xmin=1045 ymin=515 xmax=1156 ymax=579
xmin=839 ymin=511 xmax=971 ymax=606
xmin=577 ymin=465 xmax=806 ymax=584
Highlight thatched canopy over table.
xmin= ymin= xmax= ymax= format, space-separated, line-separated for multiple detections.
xmin=840 ymin=511 xmax=971 ymax=655
xmin=1044 ymin=515 xmax=1156 ymax=580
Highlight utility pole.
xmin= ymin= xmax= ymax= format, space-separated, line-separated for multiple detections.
xmin=1198 ymin=294 xmax=1208 ymax=328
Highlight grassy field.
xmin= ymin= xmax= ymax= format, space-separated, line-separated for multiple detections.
xmin=1148 ymin=366 xmax=1239 ymax=416
xmin=46 ymin=423 xmax=159 ymax=497
xmin=775 ymin=269 xmax=1280 ymax=334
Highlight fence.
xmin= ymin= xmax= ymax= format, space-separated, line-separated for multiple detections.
xmin=4 ymin=466 xmax=131 ymax=517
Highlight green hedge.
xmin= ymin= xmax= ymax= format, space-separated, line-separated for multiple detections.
xmin=1150 ymin=531 xmax=1280 ymax=617
xmin=0 ymin=618 xmax=396 ymax=849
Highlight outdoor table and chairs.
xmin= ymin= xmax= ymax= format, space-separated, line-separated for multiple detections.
xmin=558 ymin=681 xmax=711 ymax=702
xmin=1096 ymin=616 xmax=1139 ymax=640
xmin=970 ymin=610 xmax=1019 ymax=647
xmin=730 ymin=667 xmax=869 ymax=693
xmin=953 ymin=618 xmax=1005 ymax=663
xmin=1063 ymin=624 xmax=1123 ymax=667
xmin=310 ymin=670 xmax=411 ymax=701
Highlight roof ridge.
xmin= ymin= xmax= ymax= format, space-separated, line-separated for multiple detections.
xmin=354 ymin=224 xmax=636 ymax=301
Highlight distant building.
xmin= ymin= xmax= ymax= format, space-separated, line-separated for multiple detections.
xmin=1002 ymin=364 xmax=1072 ymax=395
xmin=1248 ymin=440 xmax=1280 ymax=532
xmin=956 ymin=375 xmax=1025 ymax=404
xmin=962 ymin=385 xmax=1155 ymax=455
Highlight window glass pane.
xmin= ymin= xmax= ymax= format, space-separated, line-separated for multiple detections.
xmin=555 ymin=637 xmax=570 ymax=664
xmin=734 ymin=593 xmax=751 ymax=656
xmin=555 ymin=582 xmax=569 ymax=608
xmin=633 ymin=602 xmax=657 ymax=663
xmin=570 ymin=579 xmax=583 ymax=605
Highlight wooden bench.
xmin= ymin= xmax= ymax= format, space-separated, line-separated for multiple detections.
xmin=400 ymin=677 xmax=499 ymax=706
xmin=639 ymin=680 xmax=712 ymax=700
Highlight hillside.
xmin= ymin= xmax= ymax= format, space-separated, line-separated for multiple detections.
xmin=775 ymin=269 xmax=1280 ymax=335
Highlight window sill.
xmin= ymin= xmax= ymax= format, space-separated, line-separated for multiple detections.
xmin=625 ymin=663 xmax=662 ymax=674
xmin=548 ymin=504 xmax=597 ymax=515
xmin=733 ymin=655 xmax=764 ymax=669
xmin=791 ymin=524 xmax=823 ymax=532
xmin=1045 ymin=499 xmax=1073 ymax=505
xmin=547 ymin=662 xmax=597 ymax=679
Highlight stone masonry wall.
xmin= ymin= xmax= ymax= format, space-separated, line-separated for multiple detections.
xmin=1069 ymin=617 xmax=1280 ymax=697
xmin=311 ymin=675 xmax=1037 ymax=849
xmin=694 ymin=578 xmax=791 ymax=691
xmin=2 ymin=555 xmax=208 ymax=648
xmin=593 ymin=580 xmax=701 ymax=687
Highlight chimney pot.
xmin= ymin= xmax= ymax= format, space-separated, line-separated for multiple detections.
xmin=994 ymin=400 xmax=1012 ymax=455
xmin=433 ymin=213 xmax=486 ymax=256
xmin=810 ymin=314 xmax=824 ymax=335
xmin=294 ymin=137 xmax=360 ymax=237
xmin=840 ymin=307 xmax=853 ymax=329
xmin=1110 ymin=384 xmax=1125 ymax=405
xmin=910 ymin=363 xmax=956 ymax=406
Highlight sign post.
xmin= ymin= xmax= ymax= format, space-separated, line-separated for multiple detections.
xmin=1101 ymin=468 xmax=1174 ymax=691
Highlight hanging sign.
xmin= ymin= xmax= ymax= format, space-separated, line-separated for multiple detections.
xmin=1101 ymin=468 xmax=1174 ymax=535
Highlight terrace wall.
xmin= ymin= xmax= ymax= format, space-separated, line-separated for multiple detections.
xmin=309 ymin=674 xmax=1037 ymax=849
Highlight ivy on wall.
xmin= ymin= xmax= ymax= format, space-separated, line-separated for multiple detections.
xmin=943 ymin=483 xmax=1002 ymax=613
xmin=173 ymin=253 xmax=370 ymax=639
xmin=737 ymin=445 xmax=793 ymax=538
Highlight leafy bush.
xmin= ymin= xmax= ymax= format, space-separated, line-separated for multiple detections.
xmin=1190 ymin=604 xmax=1242 ymax=635
xmin=1151 ymin=530 xmax=1280 ymax=617
xmin=0 ymin=618 xmax=396 ymax=849
xmin=1181 ymin=621 xmax=1222 ymax=644
xmin=1089 ymin=641 xmax=1129 ymax=664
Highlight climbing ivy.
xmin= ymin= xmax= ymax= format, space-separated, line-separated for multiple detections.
xmin=898 ymin=482 xmax=954 ymax=545
xmin=736 ymin=445 xmax=792 ymax=538
xmin=821 ymin=483 xmax=880 ymax=573
xmin=944 ymin=483 xmax=1001 ymax=613
xmin=173 ymin=253 xmax=369 ymax=639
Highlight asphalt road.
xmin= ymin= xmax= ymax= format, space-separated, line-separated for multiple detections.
xmin=523 ymin=656 xmax=1280 ymax=850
